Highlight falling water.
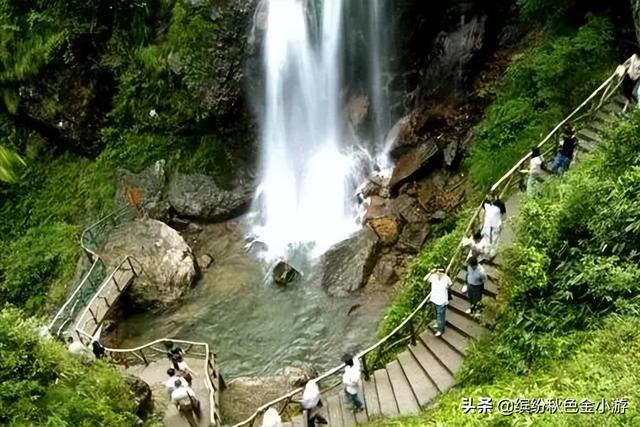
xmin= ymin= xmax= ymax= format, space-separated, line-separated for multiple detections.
xmin=251 ymin=0 xmax=396 ymax=260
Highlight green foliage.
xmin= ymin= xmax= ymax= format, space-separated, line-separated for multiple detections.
xmin=517 ymin=0 xmax=575 ymax=24
xmin=364 ymin=316 xmax=640 ymax=427
xmin=0 ymin=307 xmax=146 ymax=426
xmin=467 ymin=16 xmax=615 ymax=189
xmin=0 ymin=145 xmax=25 ymax=182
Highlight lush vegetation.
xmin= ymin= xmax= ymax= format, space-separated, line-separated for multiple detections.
xmin=467 ymin=14 xmax=615 ymax=188
xmin=0 ymin=308 xmax=159 ymax=426
xmin=367 ymin=71 xmax=640 ymax=427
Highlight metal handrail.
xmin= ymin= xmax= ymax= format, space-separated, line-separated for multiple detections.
xmin=48 ymin=258 xmax=104 ymax=333
xmin=80 ymin=206 xmax=132 ymax=258
xmin=231 ymin=60 xmax=629 ymax=427
xmin=102 ymin=338 xmax=221 ymax=427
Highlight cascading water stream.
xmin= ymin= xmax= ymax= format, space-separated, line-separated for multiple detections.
xmin=251 ymin=0 xmax=355 ymax=260
xmin=251 ymin=0 xmax=396 ymax=261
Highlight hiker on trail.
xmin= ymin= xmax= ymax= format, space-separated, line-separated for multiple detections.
xmin=261 ymin=407 xmax=283 ymax=427
xmin=425 ymin=267 xmax=452 ymax=337
xmin=171 ymin=379 xmax=201 ymax=427
xmin=480 ymin=195 xmax=505 ymax=245
xmin=67 ymin=336 xmax=92 ymax=363
xmin=299 ymin=379 xmax=328 ymax=427
xmin=342 ymin=354 xmax=364 ymax=412
xmin=165 ymin=368 xmax=188 ymax=396
xmin=550 ymin=126 xmax=577 ymax=174
xmin=462 ymin=231 xmax=495 ymax=263
xmin=526 ymin=147 xmax=547 ymax=196
xmin=92 ymin=340 xmax=106 ymax=359
xmin=463 ymin=257 xmax=487 ymax=314
xmin=620 ymin=54 xmax=640 ymax=110
xmin=165 ymin=340 xmax=184 ymax=363
xmin=172 ymin=358 xmax=197 ymax=386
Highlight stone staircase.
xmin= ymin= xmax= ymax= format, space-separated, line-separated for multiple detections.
xmin=277 ymin=94 xmax=624 ymax=427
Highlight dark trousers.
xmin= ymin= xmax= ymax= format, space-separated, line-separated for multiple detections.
xmin=178 ymin=402 xmax=199 ymax=427
xmin=346 ymin=390 xmax=363 ymax=410
xmin=467 ymin=283 xmax=484 ymax=312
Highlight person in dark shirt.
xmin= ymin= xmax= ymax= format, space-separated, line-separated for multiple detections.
xmin=550 ymin=126 xmax=577 ymax=174
xmin=165 ymin=340 xmax=184 ymax=363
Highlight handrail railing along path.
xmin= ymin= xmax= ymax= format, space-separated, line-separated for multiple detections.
xmin=230 ymin=60 xmax=630 ymax=427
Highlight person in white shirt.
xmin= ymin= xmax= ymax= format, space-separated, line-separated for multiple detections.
xmin=164 ymin=368 xmax=187 ymax=396
xmin=526 ymin=147 xmax=547 ymax=196
xmin=480 ymin=198 xmax=504 ymax=245
xmin=67 ymin=336 xmax=92 ymax=363
xmin=261 ymin=407 xmax=283 ymax=427
xmin=341 ymin=355 xmax=364 ymax=412
xmin=298 ymin=379 xmax=327 ymax=426
xmin=171 ymin=380 xmax=200 ymax=427
xmin=425 ymin=267 xmax=452 ymax=337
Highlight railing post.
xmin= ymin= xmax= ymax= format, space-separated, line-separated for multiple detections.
xmin=100 ymin=296 xmax=111 ymax=308
xmin=127 ymin=257 xmax=136 ymax=276
xmin=361 ymin=355 xmax=371 ymax=381
xmin=139 ymin=349 xmax=148 ymax=365
xmin=112 ymin=276 xmax=121 ymax=292
xmin=88 ymin=307 xmax=98 ymax=324
xmin=409 ymin=318 xmax=417 ymax=346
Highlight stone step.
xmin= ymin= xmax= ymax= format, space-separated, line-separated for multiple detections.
xmin=577 ymin=138 xmax=597 ymax=153
xmin=438 ymin=325 xmax=471 ymax=356
xmin=386 ymin=360 xmax=420 ymax=416
xmin=448 ymin=294 xmax=474 ymax=320
xmin=408 ymin=340 xmax=454 ymax=393
xmin=374 ymin=369 xmax=399 ymax=418
xmin=326 ymin=394 xmax=345 ymax=427
xmin=339 ymin=393 xmax=357 ymax=427
xmin=595 ymin=110 xmax=614 ymax=123
xmin=446 ymin=310 xmax=487 ymax=340
xmin=396 ymin=350 xmax=439 ymax=408
xmin=612 ymin=94 xmax=628 ymax=106
xmin=420 ymin=331 xmax=465 ymax=376
xmin=603 ymin=102 xmax=623 ymax=114
xmin=577 ymin=128 xmax=601 ymax=143
xmin=362 ymin=377 xmax=381 ymax=419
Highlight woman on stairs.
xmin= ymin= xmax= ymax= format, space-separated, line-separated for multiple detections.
xmin=464 ymin=257 xmax=487 ymax=315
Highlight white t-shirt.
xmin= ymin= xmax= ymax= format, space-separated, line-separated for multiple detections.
xmin=483 ymin=203 xmax=503 ymax=230
xmin=300 ymin=380 xmax=320 ymax=409
xmin=68 ymin=341 xmax=86 ymax=354
xmin=165 ymin=376 xmax=187 ymax=394
xmin=342 ymin=359 xmax=361 ymax=395
xmin=429 ymin=273 xmax=452 ymax=306
xmin=171 ymin=386 xmax=196 ymax=404
xmin=261 ymin=407 xmax=283 ymax=427
xmin=529 ymin=155 xmax=544 ymax=177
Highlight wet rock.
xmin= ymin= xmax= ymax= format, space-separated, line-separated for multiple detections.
xmin=102 ymin=219 xmax=197 ymax=310
xmin=272 ymin=261 xmax=301 ymax=285
xmin=397 ymin=221 xmax=431 ymax=253
xmin=389 ymin=141 xmax=440 ymax=192
xmin=373 ymin=254 xmax=400 ymax=286
xmin=283 ymin=361 xmax=318 ymax=387
xmin=498 ymin=23 xmax=527 ymax=48
xmin=347 ymin=94 xmax=370 ymax=129
xmin=364 ymin=196 xmax=389 ymax=222
xmin=386 ymin=116 xmax=414 ymax=159
xmin=115 ymin=160 xmax=168 ymax=220
xmin=431 ymin=210 xmax=447 ymax=221
xmin=320 ymin=227 xmax=380 ymax=297
xmin=198 ymin=254 xmax=214 ymax=270
xmin=368 ymin=217 xmax=400 ymax=247
xmin=389 ymin=194 xmax=429 ymax=225
xmin=168 ymin=173 xmax=254 ymax=222
xmin=123 ymin=374 xmax=153 ymax=420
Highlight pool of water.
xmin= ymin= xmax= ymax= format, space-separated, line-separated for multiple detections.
xmin=111 ymin=219 xmax=390 ymax=379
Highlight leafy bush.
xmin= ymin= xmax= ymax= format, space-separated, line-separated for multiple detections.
xmin=467 ymin=15 xmax=615 ymax=188
xmin=0 ymin=307 xmax=150 ymax=427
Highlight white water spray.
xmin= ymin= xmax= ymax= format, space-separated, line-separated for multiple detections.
xmin=251 ymin=0 xmax=396 ymax=260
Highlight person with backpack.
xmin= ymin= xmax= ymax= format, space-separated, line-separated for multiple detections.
xmin=165 ymin=340 xmax=184 ymax=363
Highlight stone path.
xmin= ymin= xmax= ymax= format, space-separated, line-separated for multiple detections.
xmin=276 ymin=95 xmax=625 ymax=427
xmin=127 ymin=356 xmax=213 ymax=427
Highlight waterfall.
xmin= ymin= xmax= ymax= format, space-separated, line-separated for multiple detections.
xmin=251 ymin=0 xmax=396 ymax=261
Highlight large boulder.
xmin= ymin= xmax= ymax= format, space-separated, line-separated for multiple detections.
xmin=389 ymin=141 xmax=440 ymax=192
xmin=168 ymin=173 xmax=254 ymax=222
xmin=272 ymin=261 xmax=301 ymax=285
xmin=368 ymin=217 xmax=400 ymax=247
xmin=115 ymin=160 xmax=169 ymax=220
xmin=102 ymin=219 xmax=197 ymax=310
xmin=320 ymin=227 xmax=380 ymax=297
xmin=123 ymin=374 xmax=153 ymax=420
